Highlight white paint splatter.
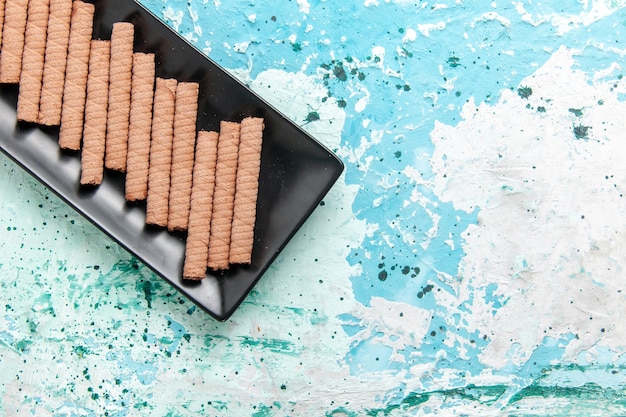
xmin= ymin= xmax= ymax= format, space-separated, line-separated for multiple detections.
xmin=338 ymin=129 xmax=383 ymax=174
xmin=188 ymin=7 xmax=202 ymax=36
xmin=351 ymin=84 xmax=371 ymax=113
xmin=162 ymin=7 xmax=183 ymax=31
xmin=421 ymin=46 xmax=626 ymax=369
xmin=182 ymin=32 xmax=198 ymax=43
xmin=371 ymin=46 xmax=385 ymax=69
xmin=471 ymin=12 xmax=511 ymax=28
xmin=297 ymin=0 xmax=310 ymax=14
xmin=202 ymin=40 xmax=212 ymax=55
xmin=514 ymin=0 xmax=626 ymax=35
xmin=402 ymin=28 xmax=417 ymax=42
xmin=417 ymin=22 xmax=446 ymax=37
xmin=349 ymin=297 xmax=433 ymax=364
xmin=233 ymin=41 xmax=250 ymax=53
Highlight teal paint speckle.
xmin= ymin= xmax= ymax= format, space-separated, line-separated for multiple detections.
xmin=573 ymin=124 xmax=591 ymax=140
xmin=518 ymin=86 xmax=533 ymax=99
xmin=73 ymin=345 xmax=92 ymax=358
xmin=140 ymin=280 xmax=154 ymax=309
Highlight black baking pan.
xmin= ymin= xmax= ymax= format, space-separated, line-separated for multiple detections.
xmin=0 ymin=0 xmax=344 ymax=321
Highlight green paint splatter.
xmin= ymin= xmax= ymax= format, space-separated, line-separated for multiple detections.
xmin=33 ymin=292 xmax=55 ymax=316
xmin=363 ymin=384 xmax=508 ymax=416
xmin=326 ymin=406 xmax=360 ymax=417
xmin=568 ymin=108 xmax=583 ymax=117
xmin=207 ymin=400 xmax=228 ymax=411
xmin=14 ymin=339 xmax=33 ymax=353
xmin=333 ymin=64 xmax=347 ymax=81
xmin=305 ymin=111 xmax=320 ymax=123
xmin=508 ymin=382 xmax=624 ymax=405
xmin=447 ymin=56 xmax=460 ymax=67
xmin=518 ymin=86 xmax=533 ymax=99
xmin=573 ymin=125 xmax=590 ymax=140
xmin=251 ymin=404 xmax=274 ymax=417
xmin=73 ymin=345 xmax=91 ymax=358
xmin=26 ymin=318 xmax=38 ymax=333
xmin=141 ymin=281 xmax=153 ymax=308
xmin=239 ymin=337 xmax=298 ymax=355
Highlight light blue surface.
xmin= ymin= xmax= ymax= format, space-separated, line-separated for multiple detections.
xmin=2 ymin=0 xmax=626 ymax=415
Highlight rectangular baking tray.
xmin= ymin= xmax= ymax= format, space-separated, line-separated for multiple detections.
xmin=0 ymin=0 xmax=344 ymax=321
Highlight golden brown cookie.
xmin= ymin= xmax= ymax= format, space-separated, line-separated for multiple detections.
xmin=125 ymin=52 xmax=155 ymax=202
xmin=38 ymin=0 xmax=73 ymax=126
xmin=146 ymin=77 xmax=177 ymax=227
xmin=80 ymin=40 xmax=110 ymax=186
xmin=0 ymin=0 xmax=29 ymax=83
xmin=168 ymin=81 xmax=199 ymax=231
xmin=58 ymin=1 xmax=95 ymax=150
xmin=229 ymin=117 xmax=264 ymax=264
xmin=207 ymin=121 xmax=241 ymax=270
xmin=105 ymin=22 xmax=134 ymax=172
xmin=0 ymin=0 xmax=7 ymax=56
xmin=17 ymin=0 xmax=50 ymax=122
xmin=183 ymin=130 xmax=219 ymax=280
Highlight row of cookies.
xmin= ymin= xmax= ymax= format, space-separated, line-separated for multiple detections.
xmin=0 ymin=0 xmax=264 ymax=279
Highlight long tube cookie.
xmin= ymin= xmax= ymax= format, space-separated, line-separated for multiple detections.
xmin=146 ymin=77 xmax=177 ymax=227
xmin=125 ymin=52 xmax=155 ymax=202
xmin=229 ymin=117 xmax=264 ymax=264
xmin=207 ymin=121 xmax=241 ymax=270
xmin=168 ymin=81 xmax=199 ymax=231
xmin=0 ymin=0 xmax=29 ymax=83
xmin=105 ymin=22 xmax=134 ymax=172
xmin=0 ymin=0 xmax=7 ymax=60
xmin=38 ymin=0 xmax=72 ymax=125
xmin=80 ymin=40 xmax=110 ymax=185
xmin=58 ymin=0 xmax=94 ymax=150
xmin=17 ymin=0 xmax=50 ymax=122
xmin=183 ymin=130 xmax=219 ymax=280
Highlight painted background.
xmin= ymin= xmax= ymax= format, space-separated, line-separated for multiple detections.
xmin=2 ymin=0 xmax=626 ymax=415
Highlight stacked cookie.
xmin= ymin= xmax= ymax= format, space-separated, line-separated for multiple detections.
xmin=0 ymin=0 xmax=264 ymax=279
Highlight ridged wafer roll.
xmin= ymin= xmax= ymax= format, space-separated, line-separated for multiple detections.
xmin=168 ymin=81 xmax=199 ymax=231
xmin=183 ymin=130 xmax=218 ymax=280
xmin=58 ymin=1 xmax=94 ymax=150
xmin=105 ymin=22 xmax=134 ymax=172
xmin=229 ymin=117 xmax=264 ymax=264
xmin=0 ymin=0 xmax=7 ymax=58
xmin=80 ymin=40 xmax=110 ymax=185
xmin=0 ymin=0 xmax=29 ymax=83
xmin=125 ymin=52 xmax=155 ymax=202
xmin=17 ymin=0 xmax=50 ymax=122
xmin=207 ymin=121 xmax=241 ymax=270
xmin=38 ymin=0 xmax=72 ymax=126
xmin=146 ymin=77 xmax=177 ymax=227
